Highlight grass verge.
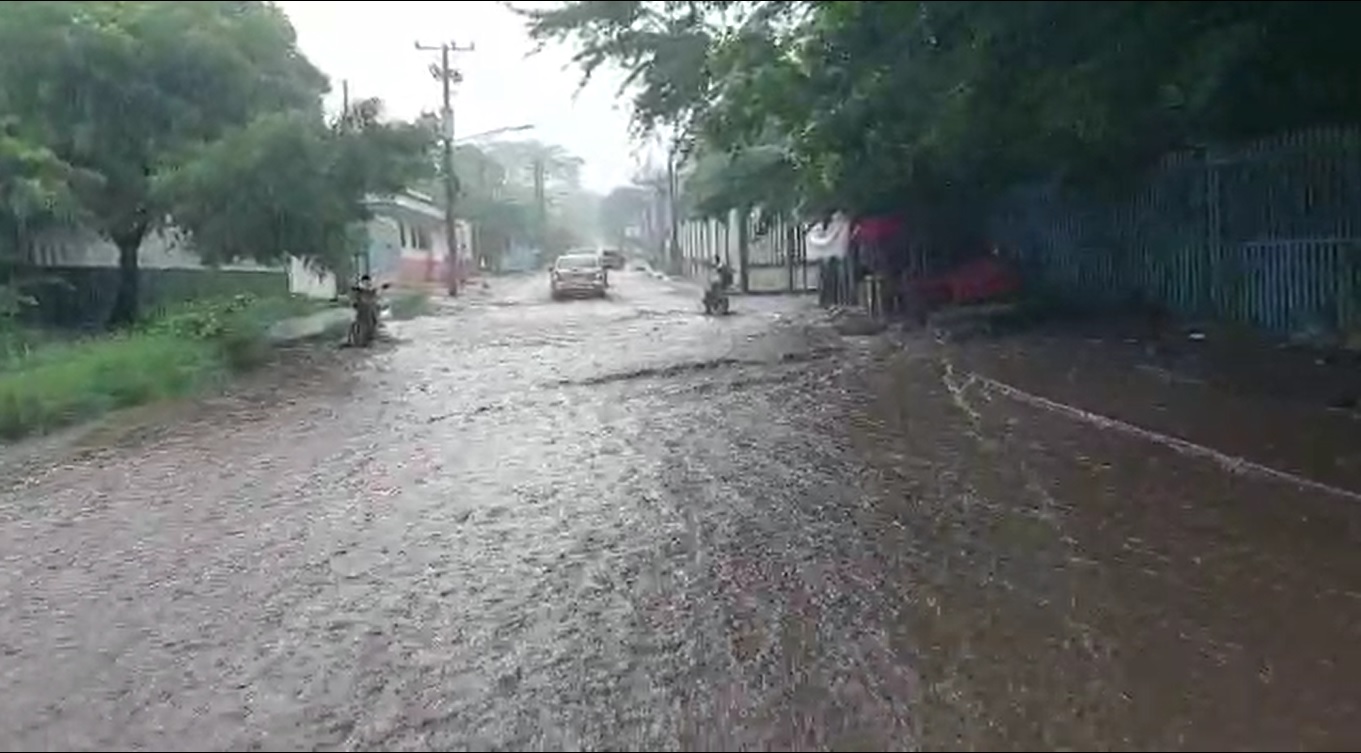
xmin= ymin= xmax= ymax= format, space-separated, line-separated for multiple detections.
xmin=0 ymin=293 xmax=337 ymax=441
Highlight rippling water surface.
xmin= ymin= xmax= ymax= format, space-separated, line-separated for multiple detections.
xmin=2 ymin=272 xmax=1359 ymax=751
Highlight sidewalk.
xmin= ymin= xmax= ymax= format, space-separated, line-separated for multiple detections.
xmin=845 ymin=329 xmax=1361 ymax=750
xmin=944 ymin=320 xmax=1361 ymax=495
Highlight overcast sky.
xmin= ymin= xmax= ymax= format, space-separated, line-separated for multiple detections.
xmin=276 ymin=1 xmax=646 ymax=194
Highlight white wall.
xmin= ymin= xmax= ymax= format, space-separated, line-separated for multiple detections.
xmin=392 ymin=218 xmax=451 ymax=263
xmin=29 ymin=226 xmax=273 ymax=271
xmin=30 ymin=224 xmax=344 ymax=300
xmin=287 ymin=257 xmax=337 ymax=299
xmin=747 ymin=264 xmax=820 ymax=293
xmin=383 ymin=217 xmax=472 ymax=264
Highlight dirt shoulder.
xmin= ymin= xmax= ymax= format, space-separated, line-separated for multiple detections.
xmin=943 ymin=318 xmax=1361 ymax=496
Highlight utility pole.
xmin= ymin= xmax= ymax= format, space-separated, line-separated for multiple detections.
xmin=533 ymin=158 xmax=547 ymax=264
xmin=666 ymin=143 xmax=680 ymax=276
xmin=415 ymin=40 xmax=474 ymax=296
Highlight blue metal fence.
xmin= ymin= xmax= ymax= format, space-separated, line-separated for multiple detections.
xmin=989 ymin=128 xmax=1361 ymax=334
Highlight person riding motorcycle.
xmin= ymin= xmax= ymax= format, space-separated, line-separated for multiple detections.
xmin=711 ymin=254 xmax=734 ymax=292
xmin=703 ymin=255 xmax=733 ymax=314
xmin=349 ymin=274 xmax=382 ymax=343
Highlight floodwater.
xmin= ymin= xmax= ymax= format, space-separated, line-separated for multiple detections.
xmin=1 ymin=271 xmax=1359 ymax=751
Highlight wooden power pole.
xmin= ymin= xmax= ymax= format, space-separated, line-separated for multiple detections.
xmin=533 ymin=157 xmax=547 ymax=263
xmin=415 ymin=40 xmax=474 ymax=296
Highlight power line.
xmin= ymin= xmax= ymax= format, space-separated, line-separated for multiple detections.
xmin=414 ymin=39 xmax=475 ymax=296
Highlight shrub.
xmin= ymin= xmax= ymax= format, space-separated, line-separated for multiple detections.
xmin=143 ymin=293 xmax=290 ymax=370
xmin=0 ymin=293 xmax=328 ymax=440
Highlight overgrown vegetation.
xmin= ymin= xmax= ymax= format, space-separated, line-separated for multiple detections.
xmin=0 ymin=294 xmax=329 ymax=440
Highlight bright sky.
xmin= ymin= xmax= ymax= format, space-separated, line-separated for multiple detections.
xmin=276 ymin=1 xmax=646 ymax=194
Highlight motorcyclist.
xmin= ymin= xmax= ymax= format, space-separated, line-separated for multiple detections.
xmin=350 ymin=274 xmax=381 ymax=332
xmin=710 ymin=254 xmax=733 ymax=292
xmin=702 ymin=255 xmax=733 ymax=314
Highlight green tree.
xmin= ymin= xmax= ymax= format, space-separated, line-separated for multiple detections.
xmin=451 ymin=139 xmax=600 ymax=258
xmin=479 ymin=140 xmax=586 ymax=193
xmin=152 ymin=99 xmax=436 ymax=273
xmin=526 ymin=0 xmax=1361 ymax=226
xmin=450 ymin=143 xmax=534 ymax=270
xmin=0 ymin=122 xmax=96 ymax=261
xmin=0 ymin=0 xmax=328 ymax=324
xmin=598 ymin=185 xmax=650 ymax=249
xmin=0 ymin=121 xmax=100 ymax=319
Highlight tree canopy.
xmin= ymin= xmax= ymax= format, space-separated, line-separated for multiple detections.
xmin=0 ymin=1 xmax=435 ymax=323
xmin=155 ymin=99 xmax=434 ymax=271
xmin=598 ymin=185 xmax=651 ymax=249
xmin=522 ymin=1 xmax=1361 ymax=220
xmin=415 ymin=137 xmax=602 ymax=268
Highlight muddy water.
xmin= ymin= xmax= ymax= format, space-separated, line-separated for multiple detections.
xmin=1 ymin=272 xmax=1359 ymax=751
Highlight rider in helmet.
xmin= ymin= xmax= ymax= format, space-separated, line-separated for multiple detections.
xmin=350 ymin=274 xmax=380 ymax=329
xmin=712 ymin=254 xmax=733 ymax=291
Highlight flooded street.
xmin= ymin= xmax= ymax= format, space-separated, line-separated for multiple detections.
xmin=3 ymin=271 xmax=1361 ymax=751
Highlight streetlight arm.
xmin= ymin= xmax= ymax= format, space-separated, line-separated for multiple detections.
xmin=454 ymin=124 xmax=534 ymax=144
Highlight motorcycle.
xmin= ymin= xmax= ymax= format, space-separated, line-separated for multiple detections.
xmin=702 ymin=281 xmax=731 ymax=316
xmin=347 ymin=282 xmax=390 ymax=347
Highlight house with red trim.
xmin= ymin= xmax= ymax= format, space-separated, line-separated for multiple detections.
xmin=361 ymin=190 xmax=472 ymax=290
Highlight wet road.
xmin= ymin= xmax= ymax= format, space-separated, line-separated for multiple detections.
xmin=3 ymin=271 xmax=1361 ymax=751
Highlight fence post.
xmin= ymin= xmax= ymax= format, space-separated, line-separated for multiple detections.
xmin=1339 ymin=242 xmax=1361 ymax=337
xmin=1204 ymin=146 xmax=1224 ymax=317
xmin=737 ymin=209 xmax=750 ymax=293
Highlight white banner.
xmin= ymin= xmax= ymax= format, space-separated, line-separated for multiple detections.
xmin=804 ymin=212 xmax=851 ymax=260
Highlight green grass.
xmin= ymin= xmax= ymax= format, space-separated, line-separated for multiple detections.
xmin=0 ymin=293 xmax=334 ymax=441
xmin=0 ymin=333 xmax=220 ymax=440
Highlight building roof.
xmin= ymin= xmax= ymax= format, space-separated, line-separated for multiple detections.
xmin=364 ymin=189 xmax=444 ymax=222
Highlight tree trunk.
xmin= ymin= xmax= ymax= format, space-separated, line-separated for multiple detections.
xmin=106 ymin=231 xmax=143 ymax=328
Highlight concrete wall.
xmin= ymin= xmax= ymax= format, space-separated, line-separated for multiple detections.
xmin=29 ymin=226 xmax=272 ymax=271
xmin=287 ymin=257 xmax=338 ymax=299
xmin=747 ymin=264 xmax=820 ymax=294
xmin=29 ymin=225 xmax=357 ymax=303
xmin=25 ymin=194 xmax=473 ymax=309
xmin=675 ymin=210 xmax=817 ymax=293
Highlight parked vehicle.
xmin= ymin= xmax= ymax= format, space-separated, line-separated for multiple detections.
xmin=600 ymin=249 xmax=626 ymax=270
xmin=550 ymin=253 xmax=608 ymax=300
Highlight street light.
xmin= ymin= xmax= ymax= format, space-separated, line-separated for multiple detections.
xmin=455 ymin=124 xmax=534 ymax=144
